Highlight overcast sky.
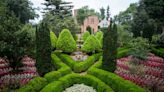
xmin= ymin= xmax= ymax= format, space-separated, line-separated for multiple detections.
xmin=30 ymin=0 xmax=139 ymax=23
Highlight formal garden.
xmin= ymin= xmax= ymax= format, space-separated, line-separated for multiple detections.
xmin=0 ymin=0 xmax=164 ymax=92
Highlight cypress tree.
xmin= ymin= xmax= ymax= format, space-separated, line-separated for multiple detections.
xmin=36 ymin=22 xmax=54 ymax=76
xmin=102 ymin=22 xmax=118 ymax=72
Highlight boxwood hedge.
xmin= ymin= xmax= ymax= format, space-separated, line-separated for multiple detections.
xmin=50 ymin=31 xmax=57 ymax=49
xmin=82 ymin=31 xmax=90 ymax=41
xmin=40 ymin=74 xmax=114 ymax=92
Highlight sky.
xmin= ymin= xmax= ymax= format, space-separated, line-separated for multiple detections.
xmin=30 ymin=0 xmax=139 ymax=23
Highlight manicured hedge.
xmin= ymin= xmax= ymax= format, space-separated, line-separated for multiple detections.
xmin=95 ymin=31 xmax=103 ymax=47
xmin=82 ymin=31 xmax=90 ymax=41
xmin=81 ymin=35 xmax=101 ymax=53
xmin=50 ymin=31 xmax=57 ymax=49
xmin=56 ymin=29 xmax=77 ymax=53
xmin=17 ymin=77 xmax=48 ymax=92
xmin=88 ymin=68 xmax=146 ymax=92
xmin=117 ymin=47 xmax=131 ymax=58
xmin=57 ymin=53 xmax=101 ymax=73
xmin=41 ymin=74 xmax=114 ymax=92
xmin=44 ymin=53 xmax=72 ymax=83
xmin=151 ymin=47 xmax=164 ymax=58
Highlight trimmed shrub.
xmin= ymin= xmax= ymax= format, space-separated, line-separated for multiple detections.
xmin=151 ymin=47 xmax=164 ymax=58
xmin=56 ymin=29 xmax=77 ymax=53
xmin=17 ymin=77 xmax=47 ymax=92
xmin=57 ymin=53 xmax=101 ymax=73
xmin=81 ymin=35 xmax=101 ymax=53
xmin=41 ymin=74 xmax=114 ymax=92
xmin=82 ymin=31 xmax=90 ymax=41
xmin=44 ymin=53 xmax=72 ymax=83
xmin=88 ymin=68 xmax=146 ymax=92
xmin=95 ymin=31 xmax=103 ymax=47
xmin=117 ymin=47 xmax=131 ymax=58
xmin=50 ymin=31 xmax=57 ymax=49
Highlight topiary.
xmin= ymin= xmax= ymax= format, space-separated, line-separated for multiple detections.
xmin=95 ymin=31 xmax=103 ymax=48
xmin=50 ymin=31 xmax=57 ymax=49
xmin=56 ymin=29 xmax=77 ymax=53
xmin=82 ymin=31 xmax=90 ymax=41
xmin=81 ymin=35 xmax=101 ymax=53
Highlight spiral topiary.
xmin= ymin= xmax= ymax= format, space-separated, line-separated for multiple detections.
xmin=95 ymin=31 xmax=103 ymax=48
xmin=56 ymin=29 xmax=77 ymax=53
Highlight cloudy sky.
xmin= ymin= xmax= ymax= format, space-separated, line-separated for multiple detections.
xmin=30 ymin=0 xmax=139 ymax=23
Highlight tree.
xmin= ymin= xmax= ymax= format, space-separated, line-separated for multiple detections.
xmin=4 ymin=0 xmax=36 ymax=24
xmin=44 ymin=0 xmax=73 ymax=17
xmin=36 ymin=21 xmax=54 ymax=76
xmin=102 ymin=22 xmax=118 ymax=72
xmin=143 ymin=0 xmax=164 ymax=33
xmin=106 ymin=5 xmax=110 ymax=20
xmin=0 ymin=0 xmax=36 ymax=72
xmin=100 ymin=7 xmax=105 ymax=20
xmin=131 ymin=1 xmax=155 ymax=41
xmin=76 ymin=6 xmax=101 ymax=25
xmin=56 ymin=29 xmax=77 ymax=53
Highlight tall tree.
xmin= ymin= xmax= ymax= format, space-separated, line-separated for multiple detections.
xmin=100 ymin=7 xmax=105 ymax=20
xmin=4 ymin=0 xmax=36 ymax=24
xmin=36 ymin=20 xmax=54 ymax=76
xmin=0 ymin=0 xmax=36 ymax=72
xmin=143 ymin=0 xmax=164 ymax=33
xmin=76 ymin=6 xmax=101 ymax=25
xmin=44 ymin=0 xmax=73 ymax=17
xmin=102 ymin=22 xmax=118 ymax=72
xmin=131 ymin=0 xmax=155 ymax=41
xmin=106 ymin=5 xmax=110 ymax=20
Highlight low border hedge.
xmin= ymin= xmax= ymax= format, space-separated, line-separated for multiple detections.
xmin=117 ymin=47 xmax=131 ymax=59
xmin=88 ymin=67 xmax=146 ymax=92
xmin=57 ymin=53 xmax=101 ymax=73
xmin=17 ymin=77 xmax=48 ymax=92
xmin=151 ymin=47 xmax=164 ymax=58
xmin=44 ymin=53 xmax=72 ymax=83
xmin=40 ymin=73 xmax=114 ymax=92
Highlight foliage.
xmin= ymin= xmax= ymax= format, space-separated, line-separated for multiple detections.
xmin=117 ymin=25 xmax=133 ymax=46
xmin=82 ymin=31 xmax=90 ymax=41
xmin=131 ymin=1 xmax=155 ymax=41
xmin=128 ymin=37 xmax=150 ymax=60
xmin=81 ymin=35 xmax=101 ymax=53
xmin=117 ymin=47 xmax=131 ymax=59
xmin=151 ymin=47 xmax=164 ymax=58
xmin=4 ymin=0 xmax=36 ymax=24
xmin=41 ymin=74 xmax=114 ymax=92
xmin=36 ymin=22 xmax=54 ymax=76
xmin=102 ymin=23 xmax=118 ymax=72
xmin=143 ymin=0 xmax=164 ymax=32
xmin=50 ymin=31 xmax=57 ymax=49
xmin=152 ymin=34 xmax=164 ymax=48
xmin=44 ymin=0 xmax=73 ymax=17
xmin=17 ymin=77 xmax=47 ymax=92
xmin=56 ymin=29 xmax=77 ymax=53
xmin=100 ymin=7 xmax=105 ymax=20
xmin=88 ymin=67 xmax=146 ymax=92
xmin=76 ymin=6 xmax=101 ymax=25
xmin=44 ymin=14 xmax=79 ymax=37
xmin=106 ymin=5 xmax=110 ymax=20
xmin=114 ymin=3 xmax=137 ymax=31
xmin=63 ymin=84 xmax=97 ymax=92
xmin=58 ymin=53 xmax=101 ymax=73
xmin=95 ymin=31 xmax=103 ymax=47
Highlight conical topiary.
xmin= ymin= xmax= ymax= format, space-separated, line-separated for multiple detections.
xmin=56 ymin=29 xmax=77 ymax=53
xmin=81 ymin=35 xmax=101 ymax=53
xmin=95 ymin=31 xmax=103 ymax=48
xmin=50 ymin=31 xmax=57 ymax=49
xmin=82 ymin=31 xmax=90 ymax=41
